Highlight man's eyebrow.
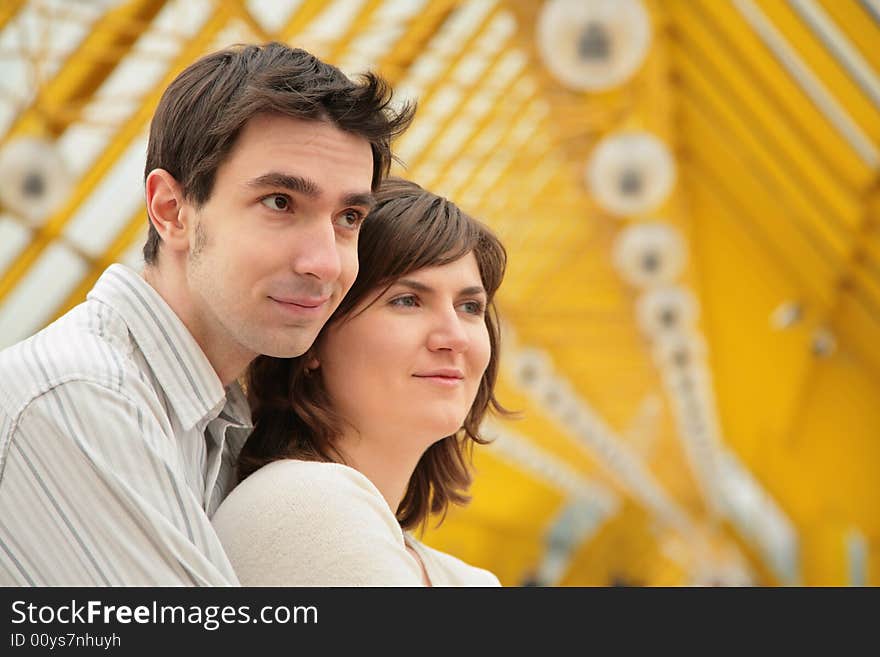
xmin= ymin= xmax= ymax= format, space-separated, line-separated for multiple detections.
xmin=247 ymin=173 xmax=374 ymax=209
xmin=247 ymin=173 xmax=320 ymax=197
xmin=395 ymin=279 xmax=487 ymax=296
xmin=343 ymin=192 xmax=376 ymax=210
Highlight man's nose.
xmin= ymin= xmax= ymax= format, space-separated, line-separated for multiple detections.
xmin=290 ymin=218 xmax=343 ymax=282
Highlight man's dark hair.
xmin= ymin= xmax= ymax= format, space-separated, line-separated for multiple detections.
xmin=143 ymin=41 xmax=415 ymax=264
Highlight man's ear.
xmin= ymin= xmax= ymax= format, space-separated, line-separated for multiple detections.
xmin=145 ymin=169 xmax=192 ymax=256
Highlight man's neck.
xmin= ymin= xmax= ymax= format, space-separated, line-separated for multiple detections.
xmin=142 ymin=265 xmax=253 ymax=387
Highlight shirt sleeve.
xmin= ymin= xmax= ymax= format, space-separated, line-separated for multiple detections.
xmin=212 ymin=460 xmax=424 ymax=586
xmin=0 ymin=380 xmax=238 ymax=586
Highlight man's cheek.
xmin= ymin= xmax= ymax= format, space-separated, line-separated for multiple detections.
xmin=342 ymin=253 xmax=359 ymax=290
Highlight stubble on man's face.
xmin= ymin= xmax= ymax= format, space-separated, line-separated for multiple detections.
xmin=188 ymin=221 xmax=208 ymax=262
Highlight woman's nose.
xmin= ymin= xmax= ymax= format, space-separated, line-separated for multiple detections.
xmin=426 ymin=309 xmax=469 ymax=353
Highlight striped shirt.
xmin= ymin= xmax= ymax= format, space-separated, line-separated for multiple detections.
xmin=0 ymin=264 xmax=252 ymax=585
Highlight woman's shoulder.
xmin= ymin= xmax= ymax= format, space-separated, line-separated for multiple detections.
xmin=212 ymin=460 xmax=420 ymax=586
xmin=218 ymin=459 xmax=384 ymax=511
xmin=406 ymin=536 xmax=502 ymax=587
xmin=240 ymin=458 xmax=379 ymax=492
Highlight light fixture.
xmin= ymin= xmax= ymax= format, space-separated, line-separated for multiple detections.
xmin=536 ymin=0 xmax=652 ymax=92
xmin=511 ymin=348 xmax=552 ymax=390
xmin=811 ymin=327 xmax=836 ymax=357
xmin=586 ymin=132 xmax=676 ymax=217
xmin=653 ymin=331 xmax=706 ymax=371
xmin=770 ymin=300 xmax=803 ymax=330
xmin=538 ymin=376 xmax=572 ymax=417
xmin=635 ymin=286 xmax=699 ymax=338
xmin=0 ymin=136 xmax=73 ymax=226
xmin=612 ymin=221 xmax=687 ymax=288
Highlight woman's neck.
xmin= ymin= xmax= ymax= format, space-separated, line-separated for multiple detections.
xmin=335 ymin=429 xmax=426 ymax=514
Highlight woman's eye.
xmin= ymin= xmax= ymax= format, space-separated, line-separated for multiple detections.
xmin=260 ymin=194 xmax=290 ymax=211
xmin=335 ymin=209 xmax=365 ymax=229
xmin=390 ymin=295 xmax=418 ymax=308
xmin=460 ymin=300 xmax=485 ymax=315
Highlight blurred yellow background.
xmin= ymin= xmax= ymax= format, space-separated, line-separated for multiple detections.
xmin=0 ymin=0 xmax=878 ymax=586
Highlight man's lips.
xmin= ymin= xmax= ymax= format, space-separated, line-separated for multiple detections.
xmin=269 ymin=295 xmax=331 ymax=318
xmin=269 ymin=295 xmax=330 ymax=309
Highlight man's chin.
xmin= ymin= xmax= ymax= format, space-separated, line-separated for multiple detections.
xmin=258 ymin=336 xmax=321 ymax=359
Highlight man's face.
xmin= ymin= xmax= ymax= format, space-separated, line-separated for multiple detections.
xmin=183 ymin=113 xmax=374 ymax=361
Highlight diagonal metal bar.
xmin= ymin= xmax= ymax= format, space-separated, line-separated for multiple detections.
xmin=859 ymin=0 xmax=880 ymax=25
xmin=0 ymin=7 xmax=232 ymax=305
xmin=221 ymin=0 xmax=271 ymax=42
xmin=1 ymin=0 xmax=165 ymax=144
xmin=402 ymin=36 xmax=518 ymax=177
xmin=789 ymin=0 xmax=880 ymax=109
xmin=684 ymin=0 xmax=867 ymax=194
xmin=670 ymin=14 xmax=861 ymax=236
xmin=274 ymin=0 xmax=335 ymax=43
xmin=733 ymin=0 xmax=879 ymax=168
xmin=673 ymin=36 xmax=854 ymax=256
xmin=322 ymin=0 xmax=386 ymax=64
xmin=50 ymin=207 xmax=146 ymax=321
xmin=685 ymin=147 xmax=832 ymax=305
xmin=373 ymin=0 xmax=461 ymax=84
xmin=392 ymin=1 xmax=502 ymax=119
xmin=681 ymin=93 xmax=841 ymax=289
xmin=0 ymin=0 xmax=25 ymax=34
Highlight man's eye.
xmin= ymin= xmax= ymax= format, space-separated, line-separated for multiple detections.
xmin=335 ymin=210 xmax=365 ymax=229
xmin=261 ymin=194 xmax=290 ymax=211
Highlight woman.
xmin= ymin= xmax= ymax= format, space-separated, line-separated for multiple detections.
xmin=212 ymin=178 xmax=507 ymax=586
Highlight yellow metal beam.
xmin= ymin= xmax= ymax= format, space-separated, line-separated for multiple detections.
xmin=0 ymin=0 xmax=25 ymax=34
xmin=685 ymin=0 xmax=874 ymax=188
xmin=2 ymin=0 xmax=165 ymax=143
xmin=401 ymin=42 xmax=514 ymax=177
xmin=323 ymin=0 xmax=385 ymax=64
xmin=396 ymin=3 xmax=503 ymax=115
xmin=674 ymin=43 xmax=854 ymax=259
xmin=221 ymin=0 xmax=271 ymax=42
xmin=680 ymin=94 xmax=841 ymax=295
xmin=777 ymin=174 xmax=880 ymax=447
xmin=374 ymin=0 xmax=462 ymax=84
xmin=757 ymin=0 xmax=880 ymax=145
xmin=51 ymin=208 xmax=146 ymax=321
xmin=0 ymin=8 xmax=233 ymax=306
xmin=275 ymin=0 xmax=331 ymax=44
xmin=445 ymin=104 xmax=551 ymax=208
xmin=669 ymin=3 xmax=862 ymax=226
xmin=453 ymin=102 xmax=553 ymax=200
xmin=816 ymin=0 xmax=880 ymax=73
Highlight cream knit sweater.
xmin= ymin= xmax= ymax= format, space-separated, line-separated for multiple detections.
xmin=212 ymin=459 xmax=501 ymax=587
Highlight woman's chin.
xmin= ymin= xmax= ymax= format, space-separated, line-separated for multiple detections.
xmin=424 ymin=417 xmax=469 ymax=443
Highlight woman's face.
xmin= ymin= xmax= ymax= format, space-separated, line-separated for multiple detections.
xmin=316 ymin=252 xmax=492 ymax=447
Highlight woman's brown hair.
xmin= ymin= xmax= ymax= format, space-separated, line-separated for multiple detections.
xmin=240 ymin=177 xmax=508 ymax=530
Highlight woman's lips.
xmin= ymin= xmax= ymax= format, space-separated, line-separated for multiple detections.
xmin=413 ymin=369 xmax=465 ymax=386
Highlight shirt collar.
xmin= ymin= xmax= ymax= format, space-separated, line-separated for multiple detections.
xmin=88 ymin=264 xmax=240 ymax=431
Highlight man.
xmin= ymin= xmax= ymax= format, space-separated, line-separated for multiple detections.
xmin=0 ymin=42 xmax=414 ymax=585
